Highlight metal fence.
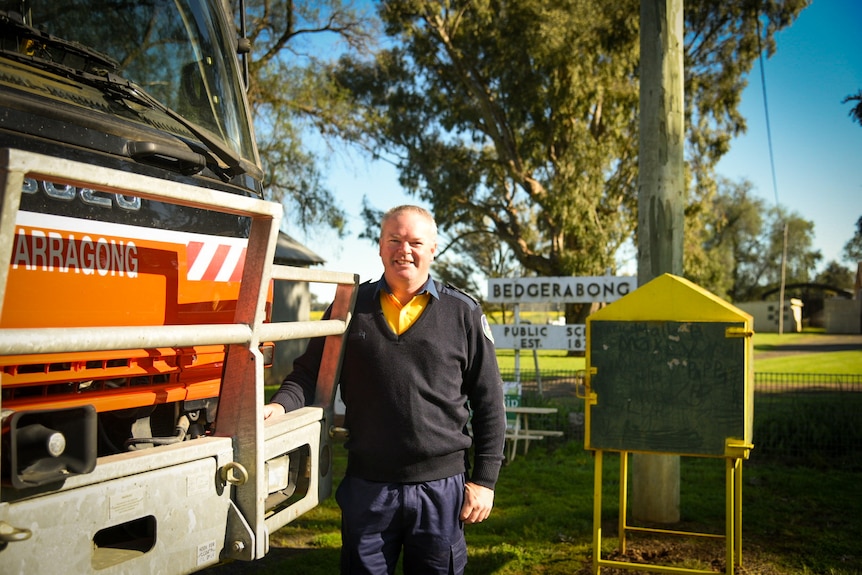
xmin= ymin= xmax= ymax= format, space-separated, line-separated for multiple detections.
xmin=751 ymin=372 xmax=862 ymax=468
xmin=500 ymin=370 xmax=862 ymax=469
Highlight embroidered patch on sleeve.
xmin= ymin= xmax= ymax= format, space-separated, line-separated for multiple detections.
xmin=481 ymin=314 xmax=495 ymax=343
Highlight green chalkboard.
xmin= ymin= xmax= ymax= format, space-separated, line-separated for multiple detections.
xmin=588 ymin=320 xmax=747 ymax=456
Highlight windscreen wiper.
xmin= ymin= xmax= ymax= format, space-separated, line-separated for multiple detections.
xmin=94 ymin=72 xmax=247 ymax=181
xmin=0 ymin=10 xmax=247 ymax=181
xmin=0 ymin=10 xmax=119 ymax=74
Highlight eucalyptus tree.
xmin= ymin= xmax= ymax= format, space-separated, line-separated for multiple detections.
xmin=330 ymin=0 xmax=806 ymax=318
xmin=705 ymin=178 xmax=820 ymax=302
xmin=815 ymin=261 xmax=854 ymax=293
xmin=843 ymin=216 xmax=862 ymax=263
xmin=239 ymin=0 xmax=377 ymax=234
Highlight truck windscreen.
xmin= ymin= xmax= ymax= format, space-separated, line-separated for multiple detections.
xmin=0 ymin=0 xmax=257 ymax=168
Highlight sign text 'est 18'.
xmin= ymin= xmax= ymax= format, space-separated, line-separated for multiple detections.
xmin=490 ymin=324 xmax=585 ymax=351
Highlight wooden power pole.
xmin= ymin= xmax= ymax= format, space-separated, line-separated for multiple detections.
xmin=634 ymin=0 xmax=685 ymax=523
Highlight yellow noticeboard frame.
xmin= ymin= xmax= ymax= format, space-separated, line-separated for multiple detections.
xmin=584 ymin=274 xmax=754 ymax=575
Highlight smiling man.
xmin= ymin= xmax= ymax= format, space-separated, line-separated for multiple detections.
xmin=264 ymin=205 xmax=506 ymax=575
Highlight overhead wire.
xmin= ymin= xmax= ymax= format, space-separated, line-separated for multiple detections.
xmin=756 ymin=17 xmax=780 ymax=206
xmin=756 ymin=13 xmax=788 ymax=334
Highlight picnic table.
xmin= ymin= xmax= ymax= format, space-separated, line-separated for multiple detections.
xmin=504 ymin=406 xmax=563 ymax=461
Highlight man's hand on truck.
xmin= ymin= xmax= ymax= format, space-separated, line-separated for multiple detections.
xmin=263 ymin=403 xmax=286 ymax=420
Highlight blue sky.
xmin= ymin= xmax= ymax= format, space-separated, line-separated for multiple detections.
xmin=303 ymin=1 xmax=862 ymax=299
xmin=716 ymin=0 xmax=862 ymax=269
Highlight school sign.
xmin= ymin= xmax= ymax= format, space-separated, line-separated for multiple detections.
xmin=491 ymin=323 xmax=587 ymax=351
xmin=487 ymin=276 xmax=637 ymax=351
xmin=487 ymin=276 xmax=636 ymax=304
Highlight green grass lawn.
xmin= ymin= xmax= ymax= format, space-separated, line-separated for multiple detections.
xmin=495 ymin=349 xmax=586 ymax=374
xmin=242 ymin=331 xmax=861 ymax=575
xmin=252 ymin=441 xmax=860 ymax=575
xmin=752 ymin=332 xmax=862 ymax=373
xmin=754 ymin=350 xmax=862 ymax=373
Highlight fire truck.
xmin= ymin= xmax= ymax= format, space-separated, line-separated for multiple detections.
xmin=0 ymin=1 xmax=357 ymax=573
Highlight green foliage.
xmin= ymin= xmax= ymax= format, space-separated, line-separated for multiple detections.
xmin=843 ymin=215 xmax=862 ymax=263
xmin=432 ymin=230 xmax=521 ymax=308
xmin=241 ymin=0 xmax=378 ymax=234
xmin=338 ymin=0 xmax=643 ymax=283
xmin=814 ymin=260 xmax=855 ymax=292
xmin=234 ymin=0 xmax=828 ymax=309
xmin=234 ymin=0 xmax=828 ymax=306
xmin=843 ymin=90 xmax=862 ymax=127
xmin=691 ymin=177 xmax=822 ymax=301
xmin=331 ymin=0 xmax=808 ymax=308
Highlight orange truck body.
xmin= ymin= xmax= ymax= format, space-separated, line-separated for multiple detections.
xmin=2 ymin=205 xmax=269 ymax=414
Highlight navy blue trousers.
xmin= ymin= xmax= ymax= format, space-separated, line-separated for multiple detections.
xmin=335 ymin=474 xmax=468 ymax=575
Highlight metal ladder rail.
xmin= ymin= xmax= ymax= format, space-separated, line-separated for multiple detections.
xmin=262 ymin=264 xmax=358 ymax=410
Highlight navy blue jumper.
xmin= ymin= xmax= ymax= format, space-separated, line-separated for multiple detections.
xmin=270 ymin=276 xmax=506 ymax=490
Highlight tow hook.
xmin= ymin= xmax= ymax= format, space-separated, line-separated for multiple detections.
xmin=219 ymin=461 xmax=249 ymax=486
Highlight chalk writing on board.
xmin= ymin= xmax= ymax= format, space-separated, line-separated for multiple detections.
xmin=588 ymin=321 xmax=746 ymax=456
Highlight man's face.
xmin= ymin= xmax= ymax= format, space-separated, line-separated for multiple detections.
xmin=379 ymin=210 xmax=437 ymax=291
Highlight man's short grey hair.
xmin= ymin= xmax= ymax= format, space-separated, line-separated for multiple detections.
xmin=381 ymin=205 xmax=438 ymax=238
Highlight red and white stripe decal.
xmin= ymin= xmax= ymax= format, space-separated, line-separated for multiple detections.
xmin=186 ymin=241 xmax=246 ymax=282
